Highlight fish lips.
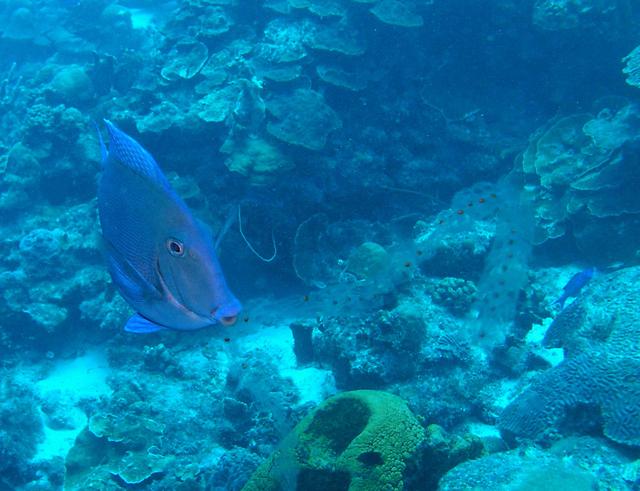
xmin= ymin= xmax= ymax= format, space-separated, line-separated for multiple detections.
xmin=213 ymin=297 xmax=242 ymax=326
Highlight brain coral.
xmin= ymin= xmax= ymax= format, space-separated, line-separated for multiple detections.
xmin=241 ymin=390 xmax=424 ymax=491
xmin=544 ymin=266 xmax=640 ymax=358
xmin=498 ymin=352 xmax=640 ymax=446
xmin=500 ymin=266 xmax=640 ymax=446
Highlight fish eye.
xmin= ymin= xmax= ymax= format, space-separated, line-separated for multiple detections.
xmin=166 ymin=238 xmax=185 ymax=257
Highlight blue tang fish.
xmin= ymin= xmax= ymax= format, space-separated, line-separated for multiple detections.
xmin=553 ymin=267 xmax=596 ymax=309
xmin=97 ymin=120 xmax=241 ymax=333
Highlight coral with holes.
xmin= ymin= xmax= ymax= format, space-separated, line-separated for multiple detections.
xmin=312 ymin=296 xmax=428 ymax=388
xmin=498 ymin=351 xmax=640 ymax=446
xmin=1 ymin=202 xmax=108 ymax=336
xmin=241 ymin=390 xmax=424 ymax=491
xmin=0 ymin=376 xmax=44 ymax=489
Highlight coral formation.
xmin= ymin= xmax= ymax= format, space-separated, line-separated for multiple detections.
xmin=266 ymin=89 xmax=342 ymax=150
xmin=242 ymin=390 xmax=424 ymax=491
xmin=439 ymin=447 xmax=597 ymax=490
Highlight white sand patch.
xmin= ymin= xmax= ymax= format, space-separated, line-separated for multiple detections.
xmin=281 ymin=366 xmax=336 ymax=405
xmin=36 ymin=350 xmax=110 ymax=402
xmin=526 ymin=318 xmax=564 ymax=367
xmin=493 ymin=379 xmax=520 ymax=410
xmin=237 ymin=324 xmax=297 ymax=368
xmin=234 ymin=322 xmax=336 ymax=406
xmin=467 ymin=422 xmax=501 ymax=439
xmin=33 ymin=350 xmax=112 ymax=461
xmin=129 ymin=8 xmax=154 ymax=30
xmin=36 ymin=408 xmax=88 ymax=462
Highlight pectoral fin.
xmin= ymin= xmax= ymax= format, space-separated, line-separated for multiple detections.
xmin=101 ymin=234 xmax=162 ymax=306
xmin=124 ymin=313 xmax=165 ymax=333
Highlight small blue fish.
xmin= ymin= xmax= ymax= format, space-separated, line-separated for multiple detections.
xmin=97 ymin=120 xmax=241 ymax=333
xmin=553 ymin=267 xmax=596 ymax=309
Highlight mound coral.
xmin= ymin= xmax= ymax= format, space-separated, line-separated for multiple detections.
xmin=241 ymin=390 xmax=424 ymax=491
xmin=346 ymin=242 xmax=390 ymax=280
xmin=439 ymin=447 xmax=596 ymax=490
xmin=48 ymin=65 xmax=94 ymax=106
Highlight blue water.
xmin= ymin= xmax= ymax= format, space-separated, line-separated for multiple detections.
xmin=1 ymin=1 xmax=639 ymax=490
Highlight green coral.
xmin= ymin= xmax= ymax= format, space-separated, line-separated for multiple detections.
xmin=242 ymin=390 xmax=424 ymax=491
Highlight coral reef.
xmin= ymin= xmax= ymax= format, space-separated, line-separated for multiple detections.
xmin=1 ymin=0 xmax=640 ymax=489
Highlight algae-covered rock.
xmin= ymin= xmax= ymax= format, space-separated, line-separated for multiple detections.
xmin=242 ymin=390 xmax=424 ymax=491
xmin=406 ymin=424 xmax=484 ymax=490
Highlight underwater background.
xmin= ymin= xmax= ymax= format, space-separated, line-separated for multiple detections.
xmin=1 ymin=0 xmax=640 ymax=489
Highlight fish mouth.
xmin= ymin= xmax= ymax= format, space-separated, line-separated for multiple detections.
xmin=212 ymin=298 xmax=242 ymax=326
xmin=220 ymin=315 xmax=237 ymax=326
